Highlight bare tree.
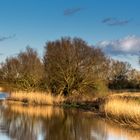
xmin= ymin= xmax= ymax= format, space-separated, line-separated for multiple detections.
xmin=0 ymin=57 xmax=20 ymax=82
xmin=44 ymin=37 xmax=108 ymax=96
xmin=108 ymin=60 xmax=131 ymax=89
xmin=17 ymin=47 xmax=44 ymax=88
xmin=0 ymin=47 xmax=44 ymax=90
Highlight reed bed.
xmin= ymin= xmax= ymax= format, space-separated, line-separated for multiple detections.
xmin=109 ymin=92 xmax=140 ymax=99
xmin=104 ymin=98 xmax=140 ymax=129
xmin=9 ymin=91 xmax=64 ymax=105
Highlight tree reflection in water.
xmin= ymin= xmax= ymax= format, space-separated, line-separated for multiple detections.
xmin=0 ymin=103 xmax=140 ymax=140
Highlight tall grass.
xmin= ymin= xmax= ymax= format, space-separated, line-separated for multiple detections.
xmin=104 ymin=98 xmax=140 ymax=129
xmin=9 ymin=91 xmax=64 ymax=105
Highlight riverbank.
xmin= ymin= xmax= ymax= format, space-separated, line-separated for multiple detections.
xmin=8 ymin=91 xmax=64 ymax=105
xmin=4 ymin=90 xmax=140 ymax=129
xmin=7 ymin=91 xmax=104 ymax=112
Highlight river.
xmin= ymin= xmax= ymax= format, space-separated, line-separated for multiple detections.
xmin=0 ymin=94 xmax=140 ymax=140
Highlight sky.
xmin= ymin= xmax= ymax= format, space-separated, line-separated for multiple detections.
xmin=0 ymin=0 xmax=140 ymax=69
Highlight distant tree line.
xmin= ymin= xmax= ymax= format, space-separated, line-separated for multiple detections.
xmin=0 ymin=37 xmax=140 ymax=96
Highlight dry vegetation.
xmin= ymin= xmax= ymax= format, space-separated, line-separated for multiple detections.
xmin=103 ymin=96 xmax=140 ymax=129
xmin=8 ymin=91 xmax=101 ymax=108
xmin=9 ymin=91 xmax=64 ymax=105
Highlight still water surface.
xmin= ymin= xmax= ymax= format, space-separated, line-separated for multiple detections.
xmin=0 ymin=102 xmax=139 ymax=140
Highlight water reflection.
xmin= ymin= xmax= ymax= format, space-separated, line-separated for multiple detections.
xmin=0 ymin=102 xmax=140 ymax=140
xmin=0 ymin=92 xmax=8 ymax=100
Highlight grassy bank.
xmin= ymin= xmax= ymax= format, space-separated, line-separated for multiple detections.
xmin=8 ymin=91 xmax=103 ymax=111
xmin=9 ymin=91 xmax=64 ymax=105
xmin=103 ymin=94 xmax=140 ymax=129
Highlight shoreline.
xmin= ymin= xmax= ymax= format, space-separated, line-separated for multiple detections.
xmin=5 ymin=97 xmax=140 ymax=130
xmin=1 ymin=90 xmax=140 ymax=130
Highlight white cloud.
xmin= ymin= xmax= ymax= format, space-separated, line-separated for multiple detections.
xmin=96 ymin=35 xmax=140 ymax=55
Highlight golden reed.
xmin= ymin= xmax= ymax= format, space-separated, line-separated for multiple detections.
xmin=104 ymin=97 xmax=140 ymax=129
xmin=9 ymin=91 xmax=64 ymax=105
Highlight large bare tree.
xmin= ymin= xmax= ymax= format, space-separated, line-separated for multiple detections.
xmin=44 ymin=37 xmax=108 ymax=96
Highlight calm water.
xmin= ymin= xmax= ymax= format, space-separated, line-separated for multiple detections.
xmin=0 ymin=93 xmax=8 ymax=99
xmin=0 ymin=102 xmax=140 ymax=140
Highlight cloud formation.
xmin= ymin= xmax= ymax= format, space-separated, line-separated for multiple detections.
xmin=0 ymin=34 xmax=16 ymax=42
xmin=64 ymin=7 xmax=83 ymax=16
xmin=102 ymin=17 xmax=132 ymax=26
xmin=96 ymin=35 xmax=140 ymax=55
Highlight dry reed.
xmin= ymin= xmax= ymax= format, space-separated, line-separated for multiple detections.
xmin=9 ymin=91 xmax=64 ymax=105
xmin=104 ymin=98 xmax=140 ymax=129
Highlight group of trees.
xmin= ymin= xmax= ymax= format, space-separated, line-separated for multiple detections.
xmin=0 ymin=48 xmax=44 ymax=90
xmin=0 ymin=37 xmax=140 ymax=96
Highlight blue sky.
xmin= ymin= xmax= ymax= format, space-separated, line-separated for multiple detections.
xmin=0 ymin=0 xmax=140 ymax=69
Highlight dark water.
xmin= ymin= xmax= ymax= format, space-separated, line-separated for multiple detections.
xmin=0 ymin=103 xmax=139 ymax=140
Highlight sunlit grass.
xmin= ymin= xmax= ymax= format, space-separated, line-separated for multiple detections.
xmin=109 ymin=92 xmax=140 ymax=98
xmin=104 ymin=97 xmax=140 ymax=129
xmin=9 ymin=91 xmax=64 ymax=105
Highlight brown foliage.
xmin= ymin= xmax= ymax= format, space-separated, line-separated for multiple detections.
xmin=0 ymin=47 xmax=44 ymax=90
xmin=44 ymin=37 xmax=108 ymax=96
